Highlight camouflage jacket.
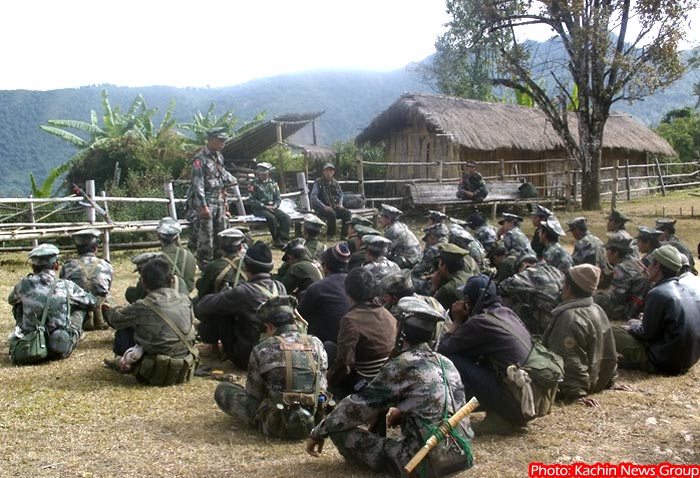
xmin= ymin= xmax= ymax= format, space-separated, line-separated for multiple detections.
xmin=594 ymin=256 xmax=649 ymax=321
xmin=196 ymin=254 xmax=246 ymax=299
xmin=248 ymin=177 xmax=281 ymax=212
xmin=543 ymin=242 xmax=574 ymax=274
xmin=572 ymin=232 xmax=607 ymax=270
xmin=502 ymin=226 xmax=533 ymax=254
xmin=384 ymin=221 xmax=422 ymax=268
xmin=411 ymin=242 xmax=444 ymax=280
xmin=59 ymin=252 xmax=113 ymax=297
xmin=305 ymin=238 xmax=326 ymax=261
xmin=8 ymin=269 xmax=96 ymax=334
xmin=247 ymin=324 xmax=328 ymax=401
xmin=457 ymin=172 xmax=488 ymax=201
xmin=280 ymin=258 xmax=324 ymax=295
xmin=106 ymin=287 xmax=195 ymax=359
xmin=161 ymin=243 xmax=197 ymax=293
xmin=473 ymin=224 xmax=498 ymax=253
xmin=187 ymin=146 xmax=236 ymax=209
xmin=311 ymin=344 xmax=471 ymax=455
xmin=363 ymin=257 xmax=401 ymax=298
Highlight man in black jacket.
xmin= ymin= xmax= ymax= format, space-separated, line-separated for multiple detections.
xmin=310 ymin=162 xmax=352 ymax=238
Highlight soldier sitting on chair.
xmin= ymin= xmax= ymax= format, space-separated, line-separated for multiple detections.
xmin=456 ymin=160 xmax=488 ymax=201
xmin=310 ymin=162 xmax=352 ymax=238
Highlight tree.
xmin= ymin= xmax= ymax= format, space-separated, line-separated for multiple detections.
xmin=177 ymin=103 xmax=267 ymax=148
xmin=656 ymin=107 xmax=700 ymax=162
xmin=437 ymin=0 xmax=696 ymax=209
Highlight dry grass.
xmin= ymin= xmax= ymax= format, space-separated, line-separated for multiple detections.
xmin=1 ymin=191 xmax=699 ymax=478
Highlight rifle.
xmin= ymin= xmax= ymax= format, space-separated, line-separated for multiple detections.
xmin=469 ymin=272 xmax=495 ymax=318
xmin=72 ymin=184 xmax=114 ymax=224
xmin=403 ymin=396 xmax=479 ymax=474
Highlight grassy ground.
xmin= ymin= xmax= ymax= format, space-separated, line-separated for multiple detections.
xmin=1 ymin=191 xmax=699 ymax=478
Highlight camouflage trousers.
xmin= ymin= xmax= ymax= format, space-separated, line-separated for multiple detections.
xmin=611 ymin=325 xmax=656 ymax=373
xmin=188 ymin=201 xmax=226 ymax=270
xmin=329 ymin=427 xmax=416 ymax=477
xmin=214 ymin=382 xmax=258 ymax=428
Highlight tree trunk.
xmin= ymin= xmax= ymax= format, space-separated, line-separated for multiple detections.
xmin=578 ymin=119 xmax=603 ymax=210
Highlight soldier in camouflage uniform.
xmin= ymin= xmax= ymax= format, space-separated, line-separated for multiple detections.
xmin=156 ymin=217 xmax=196 ymax=294
xmin=60 ymin=228 xmax=113 ymax=330
xmin=186 ymin=128 xmax=237 ymax=270
xmin=302 ymin=213 xmax=327 ymax=260
xmin=656 ymin=218 xmax=696 ymax=274
xmin=498 ymin=213 xmax=534 ymax=255
xmin=345 ymin=214 xmax=374 ymax=246
xmin=431 ymin=243 xmax=474 ymax=310
xmin=425 ymin=209 xmax=448 ymax=226
xmin=195 ymin=228 xmax=246 ymax=305
xmin=530 ymin=204 xmax=553 ymax=259
xmin=465 ymin=212 xmax=498 ymax=254
xmin=310 ymin=162 xmax=352 ymax=238
xmin=248 ymin=162 xmax=290 ymax=248
xmin=8 ymin=244 xmax=96 ymax=362
xmin=499 ymin=251 xmax=565 ymax=335
xmin=347 ymin=224 xmax=381 ymax=271
xmin=568 ymin=217 xmax=607 ymax=271
xmin=594 ymin=232 xmax=649 ymax=322
xmin=361 ymin=234 xmax=401 ymax=299
xmin=411 ymin=223 xmax=449 ymax=295
xmin=215 ymin=296 xmax=328 ymax=439
xmin=378 ymin=204 xmax=422 ymax=269
xmin=636 ymin=226 xmax=662 ymax=267
xmin=448 ymin=224 xmax=486 ymax=271
xmin=276 ymin=238 xmax=324 ymax=296
xmin=539 ymin=216 xmax=573 ymax=274
xmin=456 ymin=160 xmax=488 ymax=201
xmin=307 ymin=298 xmax=473 ymax=478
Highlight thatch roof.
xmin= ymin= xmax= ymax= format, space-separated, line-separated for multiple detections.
xmin=222 ymin=112 xmax=324 ymax=162
xmin=287 ymin=143 xmax=336 ymax=162
xmin=356 ymin=93 xmax=675 ymax=156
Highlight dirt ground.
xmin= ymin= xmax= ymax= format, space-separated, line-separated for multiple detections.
xmin=0 ymin=191 xmax=699 ymax=478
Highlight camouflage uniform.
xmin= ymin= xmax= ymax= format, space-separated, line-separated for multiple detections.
xmin=8 ymin=270 xmax=96 ymax=359
xmin=594 ymin=256 xmax=649 ymax=321
xmin=572 ymin=232 xmax=607 ymax=270
xmin=310 ymin=344 xmax=472 ymax=477
xmin=473 ymin=224 xmax=498 ymax=253
xmin=305 ymin=237 xmax=326 ymax=261
xmin=449 ymin=225 xmax=487 ymax=268
xmin=499 ymin=262 xmax=565 ymax=335
xmin=248 ymin=176 xmax=290 ymax=244
xmin=186 ymin=146 xmax=237 ymax=269
xmin=502 ymin=226 xmax=532 ymax=254
xmin=411 ymin=243 xmax=442 ymax=295
xmin=215 ymin=323 xmax=328 ymax=438
xmin=363 ymin=257 xmax=401 ymax=299
xmin=384 ymin=221 xmax=422 ymax=269
xmin=456 ymin=171 xmax=488 ymax=201
xmin=60 ymin=251 xmax=113 ymax=330
xmin=161 ymin=242 xmax=197 ymax=294
xmin=542 ymin=242 xmax=574 ymax=274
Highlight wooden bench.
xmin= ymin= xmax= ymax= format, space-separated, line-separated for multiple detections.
xmin=407 ymin=181 xmax=561 ymax=218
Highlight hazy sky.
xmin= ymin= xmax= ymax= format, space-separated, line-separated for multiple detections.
xmin=1 ymin=1 xmax=698 ymax=91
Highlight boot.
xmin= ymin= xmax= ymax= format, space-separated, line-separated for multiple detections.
xmin=82 ymin=311 xmax=95 ymax=331
xmin=93 ymin=297 xmax=108 ymax=330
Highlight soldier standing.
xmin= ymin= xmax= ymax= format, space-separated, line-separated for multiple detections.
xmin=310 ymin=162 xmax=352 ymax=238
xmin=248 ymin=162 xmax=291 ymax=249
xmin=378 ymin=204 xmax=422 ymax=269
xmin=186 ymin=127 xmax=237 ymax=270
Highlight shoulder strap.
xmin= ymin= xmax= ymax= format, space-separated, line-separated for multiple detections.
xmin=162 ymin=250 xmax=183 ymax=277
xmin=254 ymin=282 xmax=279 ymax=299
xmin=39 ymin=280 xmax=61 ymax=326
xmin=142 ymin=301 xmax=197 ymax=356
xmin=214 ymin=257 xmax=240 ymax=290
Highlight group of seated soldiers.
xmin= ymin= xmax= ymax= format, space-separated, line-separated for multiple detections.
xmin=6 ymin=205 xmax=700 ymax=478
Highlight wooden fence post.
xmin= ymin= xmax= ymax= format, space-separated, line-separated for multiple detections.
xmin=356 ymin=153 xmax=365 ymax=197
xmin=27 ymin=195 xmax=38 ymax=248
xmin=276 ymin=124 xmax=287 ymax=194
xmin=437 ymin=160 xmax=443 ymax=183
xmin=86 ymin=180 xmax=96 ymax=224
xmin=611 ymin=159 xmax=620 ymax=210
xmin=654 ymin=157 xmax=667 ymax=196
xmin=231 ymin=185 xmax=246 ymax=216
xmin=101 ymin=191 xmax=111 ymax=262
xmin=297 ymin=172 xmax=311 ymax=211
xmin=164 ymin=182 xmax=178 ymax=219
xmin=565 ymin=158 xmax=573 ymax=209
xmin=625 ymin=158 xmax=631 ymax=200
xmin=498 ymin=158 xmax=505 ymax=180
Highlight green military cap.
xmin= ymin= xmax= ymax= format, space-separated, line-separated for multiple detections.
xmin=131 ymin=251 xmax=163 ymax=271
xmin=156 ymin=217 xmax=182 ymax=236
xmin=352 ymin=224 xmax=381 ymax=238
xmin=541 ymin=216 xmax=566 ymax=237
xmin=439 ymin=243 xmax=469 ymax=257
xmin=206 ymin=127 xmax=229 ymax=140
xmin=636 ymin=226 xmax=662 ymax=240
xmin=464 ymin=212 xmax=485 ymax=228
xmin=382 ymin=270 xmax=413 ymax=295
xmin=605 ymin=231 xmax=633 ymax=250
xmin=654 ymin=218 xmax=677 ymax=230
xmin=425 ymin=210 xmax=447 ymax=223
xmin=72 ymin=228 xmax=101 ymax=246
xmin=567 ymin=217 xmax=588 ymax=232
xmin=218 ymin=227 xmax=245 ymax=245
xmin=322 ymin=162 xmax=335 ymax=170
xmin=379 ymin=203 xmax=402 ymax=219
xmin=258 ymin=295 xmax=298 ymax=323
xmin=531 ymin=204 xmax=553 ymax=218
xmin=303 ymin=213 xmax=326 ymax=231
xmin=448 ymin=225 xmax=475 ymax=250
xmin=650 ymin=244 xmax=683 ymax=273
xmin=465 ymin=160 xmax=478 ymax=167
xmin=256 ymin=162 xmax=275 ymax=172
xmin=498 ymin=212 xmax=523 ymax=225
xmin=607 ymin=209 xmax=630 ymax=224
xmin=515 ymin=250 xmax=538 ymax=270
xmin=422 ymin=223 xmax=449 ymax=241
xmin=397 ymin=296 xmax=444 ymax=332
xmin=28 ymin=243 xmax=60 ymax=266
xmin=346 ymin=214 xmax=373 ymax=227
xmin=282 ymin=237 xmax=307 ymax=253
xmin=362 ymin=234 xmax=392 ymax=252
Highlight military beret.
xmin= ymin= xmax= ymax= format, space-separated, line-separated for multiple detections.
xmin=422 ymin=223 xmax=449 ymax=241
xmin=636 ymin=226 xmax=662 ymax=240
xmin=131 ymin=251 xmax=163 ymax=271
xmin=244 ymin=241 xmax=274 ymax=271
xmin=28 ymin=243 xmax=60 ymax=266
xmin=655 ymin=218 xmax=677 ymax=229
xmin=425 ymin=210 xmax=447 ymax=223
xmin=352 ymin=224 xmax=381 ymax=238
xmin=72 ymin=228 xmax=101 ymax=246
xmin=156 ymin=217 xmax=182 ymax=236
xmin=256 ymin=162 xmax=275 ymax=172
xmin=439 ymin=243 xmax=469 ymax=257
xmin=322 ymin=162 xmax=335 ymax=170
xmin=303 ymin=213 xmax=326 ymax=230
xmin=605 ymin=231 xmax=633 ymax=250
xmin=464 ymin=212 xmax=485 ymax=228
xmin=531 ymin=204 xmax=553 ymax=218
xmin=258 ymin=295 xmax=298 ymax=323
xmin=218 ymin=227 xmax=245 ymax=245
xmin=382 ymin=270 xmax=414 ymax=295
xmin=379 ymin=204 xmax=402 ymax=219
xmin=397 ymin=296 xmax=444 ymax=333
xmin=206 ymin=127 xmax=229 ymax=140
xmin=541 ymin=216 xmax=566 ymax=237
xmin=567 ymin=217 xmax=588 ymax=231
xmin=362 ymin=235 xmax=392 ymax=252
xmin=465 ymin=160 xmax=478 ymax=167
xmin=346 ymin=214 xmax=374 ymax=227
xmin=498 ymin=212 xmax=523 ymax=225
xmin=607 ymin=209 xmax=630 ymax=224
xmin=650 ymin=244 xmax=683 ymax=273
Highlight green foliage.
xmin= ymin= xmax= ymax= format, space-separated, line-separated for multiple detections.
xmin=177 ymin=103 xmax=267 ymax=147
xmin=29 ymin=161 xmax=72 ymax=198
xmin=656 ymin=107 xmax=700 ymax=162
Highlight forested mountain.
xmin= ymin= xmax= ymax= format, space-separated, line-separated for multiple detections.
xmin=0 ymin=41 xmax=698 ymax=196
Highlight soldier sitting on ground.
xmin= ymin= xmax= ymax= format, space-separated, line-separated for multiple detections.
xmin=60 ymin=228 xmax=113 ymax=331
xmin=411 ymin=222 xmax=449 ymax=296
xmin=636 ymin=226 xmax=662 ymax=267
xmin=302 ymin=213 xmax=327 ymax=260
xmin=567 ymin=217 xmax=606 ymax=271
xmin=215 ymin=295 xmax=328 ymax=439
xmin=539 ymin=216 xmax=573 ymax=274
xmin=156 ymin=217 xmax=197 ymax=294
xmin=276 ymin=238 xmax=323 ymax=297
xmin=498 ymin=212 xmax=534 ymax=255
xmin=464 ymin=212 xmax=498 ymax=254
xmin=431 ymin=243 xmax=474 ymax=311
xmin=378 ymin=204 xmax=422 ymax=269
xmin=361 ymin=234 xmax=401 ymax=299
xmin=656 ymin=217 xmax=696 ymax=274
xmin=347 ymin=224 xmax=381 ymax=271
xmin=195 ymin=228 xmax=246 ymax=305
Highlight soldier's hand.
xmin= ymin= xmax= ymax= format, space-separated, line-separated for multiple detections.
xmin=200 ymin=205 xmax=212 ymax=219
xmin=386 ymin=407 xmax=403 ymax=428
xmin=577 ymin=397 xmax=600 ymax=408
xmin=306 ymin=437 xmax=325 ymax=457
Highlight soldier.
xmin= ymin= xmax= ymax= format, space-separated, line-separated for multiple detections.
xmin=498 ymin=213 xmax=533 ymax=255
xmin=464 ymin=212 xmax=498 ymax=254
xmin=347 ymin=224 xmax=381 ymax=271
xmin=60 ymin=228 xmax=113 ymax=330
xmin=499 ymin=250 xmax=565 ymax=335
xmin=345 ymin=214 xmax=374 ymax=245
xmin=103 ymin=257 xmax=197 ymax=386
xmin=277 ymin=238 xmax=324 ymax=297
xmin=539 ymin=216 xmax=573 ymax=274
xmin=302 ymin=213 xmax=327 ymax=260
xmin=362 ymin=234 xmax=401 ymax=299
xmin=156 ymin=217 xmax=196 ymax=295
xmin=411 ymin=222 xmax=449 ymax=295
xmin=215 ymin=296 xmax=328 ymax=439
xmin=431 ymin=243 xmax=474 ymax=310
xmin=8 ymin=244 xmax=96 ymax=363
xmin=594 ymin=232 xmax=649 ymax=322
xmin=679 ymin=254 xmax=700 ymax=306
xmin=378 ymin=204 xmax=422 ymax=269
xmin=530 ymin=204 xmax=553 ymax=259
xmin=606 ymin=208 xmax=631 ymax=233
xmin=456 ymin=160 xmax=488 ymax=201
xmin=655 ymin=218 xmax=696 ymax=274
xmin=307 ymin=298 xmax=473 ymax=478
xmin=248 ymin=162 xmax=290 ymax=249
xmin=186 ymin=127 xmax=237 ymax=270
xmin=567 ymin=217 xmax=606 ymax=271
xmin=310 ymin=162 xmax=352 ymax=238
xmin=195 ymin=227 xmax=246 ymax=303
xmin=425 ymin=209 xmax=448 ymax=226
xmin=636 ymin=226 xmax=662 ymax=267
xmin=125 ymin=252 xmax=190 ymax=304
xmin=196 ymin=241 xmax=287 ymax=368
xmin=448 ymin=224 xmax=486 ymax=272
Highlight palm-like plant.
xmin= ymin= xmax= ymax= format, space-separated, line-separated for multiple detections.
xmin=177 ymin=103 xmax=267 ymax=147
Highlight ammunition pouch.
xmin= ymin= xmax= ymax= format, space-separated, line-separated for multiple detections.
xmin=135 ymin=352 xmax=199 ymax=386
xmin=257 ymin=391 xmax=317 ymax=439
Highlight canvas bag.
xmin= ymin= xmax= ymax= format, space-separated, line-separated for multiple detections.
xmin=9 ymin=281 xmax=62 ymax=365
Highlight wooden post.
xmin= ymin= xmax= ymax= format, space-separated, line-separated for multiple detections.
xmin=27 ymin=195 xmax=38 ymax=248
xmin=654 ymin=157 xmax=667 ymax=196
xmin=356 ymin=153 xmax=365 ymax=197
xmin=625 ymin=158 xmax=631 ymax=200
xmin=164 ymin=181 xmax=178 ymax=219
xmin=565 ymin=158 xmax=573 ymax=209
xmin=276 ymin=123 xmax=287 ymax=194
xmin=101 ymin=191 xmax=111 ymax=262
xmin=611 ymin=160 xmax=620 ymax=210
xmin=86 ymin=180 xmax=96 ymax=224
xmin=498 ymin=158 xmax=505 ymax=180
xmin=297 ymin=172 xmax=311 ymax=211
xmin=437 ymin=160 xmax=443 ymax=183
xmin=231 ymin=184 xmax=246 ymax=216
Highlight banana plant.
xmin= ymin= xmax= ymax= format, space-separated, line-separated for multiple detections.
xmin=29 ymin=160 xmax=73 ymax=198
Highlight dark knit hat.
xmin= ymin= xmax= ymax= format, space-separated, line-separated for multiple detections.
xmin=244 ymin=241 xmax=274 ymax=271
